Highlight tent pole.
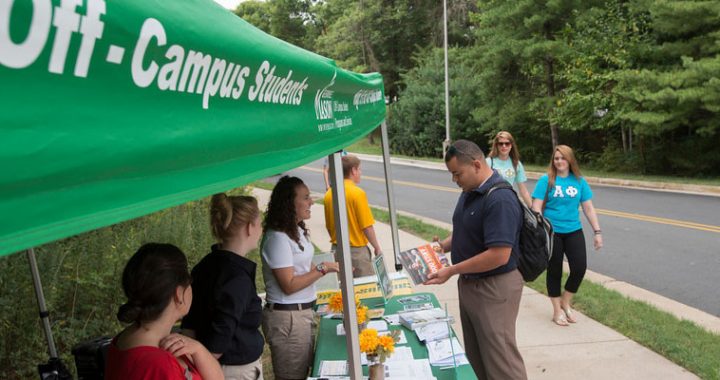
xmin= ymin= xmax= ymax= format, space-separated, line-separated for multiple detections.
xmin=328 ymin=152 xmax=362 ymax=379
xmin=379 ymin=121 xmax=402 ymax=271
xmin=26 ymin=248 xmax=59 ymax=358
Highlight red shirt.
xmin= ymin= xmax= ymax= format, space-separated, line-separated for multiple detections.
xmin=105 ymin=339 xmax=202 ymax=380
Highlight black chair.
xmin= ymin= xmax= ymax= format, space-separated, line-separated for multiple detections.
xmin=71 ymin=337 xmax=112 ymax=380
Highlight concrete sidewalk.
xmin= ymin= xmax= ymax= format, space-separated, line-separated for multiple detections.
xmin=253 ymin=188 xmax=699 ymax=379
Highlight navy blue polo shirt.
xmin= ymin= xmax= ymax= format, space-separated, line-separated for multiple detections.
xmin=451 ymin=170 xmax=522 ymax=278
xmin=181 ymin=245 xmax=263 ymax=365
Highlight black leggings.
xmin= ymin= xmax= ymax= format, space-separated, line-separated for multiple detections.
xmin=546 ymin=229 xmax=586 ymax=297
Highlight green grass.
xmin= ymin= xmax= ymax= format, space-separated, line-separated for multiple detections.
xmin=369 ymin=207 xmax=720 ymax=378
xmin=369 ymin=207 xmax=448 ymax=243
xmin=347 ymin=138 xmax=383 ymax=155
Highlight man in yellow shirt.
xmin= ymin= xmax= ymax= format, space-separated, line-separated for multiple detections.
xmin=324 ymin=155 xmax=383 ymax=277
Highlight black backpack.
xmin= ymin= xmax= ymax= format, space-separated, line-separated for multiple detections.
xmin=486 ymin=182 xmax=554 ymax=282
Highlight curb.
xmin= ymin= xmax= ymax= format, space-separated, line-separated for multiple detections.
xmin=352 ymin=153 xmax=720 ymax=197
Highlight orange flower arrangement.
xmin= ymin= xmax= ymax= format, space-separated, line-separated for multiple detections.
xmin=358 ymin=328 xmax=400 ymax=363
xmin=328 ymin=291 xmax=369 ymax=325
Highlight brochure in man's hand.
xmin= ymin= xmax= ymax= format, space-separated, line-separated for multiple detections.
xmin=397 ymin=243 xmax=449 ymax=285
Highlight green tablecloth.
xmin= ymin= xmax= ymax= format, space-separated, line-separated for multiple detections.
xmin=311 ymin=292 xmax=476 ymax=379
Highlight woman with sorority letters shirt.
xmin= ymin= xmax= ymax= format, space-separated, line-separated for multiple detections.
xmin=182 ymin=193 xmax=265 ymax=380
xmin=531 ymin=145 xmax=603 ymax=327
xmin=486 ymin=131 xmax=533 ymax=206
xmin=261 ymin=176 xmax=340 ymax=380
xmin=106 ymin=243 xmax=223 ymax=380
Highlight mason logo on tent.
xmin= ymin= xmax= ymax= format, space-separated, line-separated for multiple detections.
xmin=315 ymin=71 xmax=337 ymax=121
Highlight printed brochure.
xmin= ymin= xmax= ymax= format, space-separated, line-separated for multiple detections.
xmin=397 ymin=243 xmax=449 ymax=285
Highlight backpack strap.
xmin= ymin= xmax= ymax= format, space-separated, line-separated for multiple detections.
xmin=485 ymin=180 xmax=514 ymax=197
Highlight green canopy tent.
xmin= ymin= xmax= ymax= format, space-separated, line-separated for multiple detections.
xmin=0 ymin=1 xmax=404 ymax=378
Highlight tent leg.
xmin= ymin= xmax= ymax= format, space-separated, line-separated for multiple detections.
xmin=27 ymin=248 xmax=72 ymax=380
xmin=379 ymin=121 xmax=402 ymax=271
xmin=328 ymin=152 xmax=362 ymax=380
xmin=27 ymin=248 xmax=59 ymax=358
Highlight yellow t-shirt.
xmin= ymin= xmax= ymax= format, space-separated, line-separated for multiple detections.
xmin=324 ymin=179 xmax=375 ymax=247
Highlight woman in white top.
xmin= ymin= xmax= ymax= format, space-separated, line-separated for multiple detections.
xmin=261 ymin=176 xmax=339 ymax=380
xmin=486 ymin=131 xmax=533 ymax=206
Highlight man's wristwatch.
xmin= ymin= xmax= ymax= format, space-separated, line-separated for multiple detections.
xmin=315 ymin=263 xmax=327 ymax=275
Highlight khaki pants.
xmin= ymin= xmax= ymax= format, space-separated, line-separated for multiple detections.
xmin=221 ymin=358 xmax=263 ymax=380
xmin=458 ymin=270 xmax=527 ymax=380
xmin=261 ymin=307 xmax=316 ymax=380
xmin=332 ymin=244 xmax=373 ymax=278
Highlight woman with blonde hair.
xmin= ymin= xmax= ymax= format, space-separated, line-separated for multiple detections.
xmin=531 ymin=145 xmax=603 ymax=326
xmin=182 ymin=193 xmax=265 ymax=380
xmin=486 ymin=131 xmax=533 ymax=205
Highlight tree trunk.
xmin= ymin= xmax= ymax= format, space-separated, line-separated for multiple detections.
xmin=545 ymin=56 xmax=559 ymax=147
xmin=621 ymin=125 xmax=628 ymax=153
xmin=357 ymin=1 xmax=380 ymax=73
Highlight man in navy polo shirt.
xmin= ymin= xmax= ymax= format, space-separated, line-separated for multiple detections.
xmin=426 ymin=139 xmax=527 ymax=380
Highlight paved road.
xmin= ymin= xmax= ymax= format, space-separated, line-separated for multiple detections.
xmin=264 ymin=159 xmax=720 ymax=317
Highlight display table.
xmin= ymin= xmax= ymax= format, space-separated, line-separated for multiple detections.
xmin=311 ymin=292 xmax=476 ymax=379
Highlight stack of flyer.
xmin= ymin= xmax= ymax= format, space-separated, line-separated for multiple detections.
xmin=414 ymin=321 xmax=450 ymax=342
xmin=426 ymin=337 xmax=470 ymax=367
xmin=383 ymin=358 xmax=437 ymax=379
xmin=398 ymin=307 xmax=453 ymax=330
xmin=318 ymin=358 xmax=437 ymax=379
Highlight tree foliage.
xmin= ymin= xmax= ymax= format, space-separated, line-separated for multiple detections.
xmin=388 ymin=48 xmax=482 ymax=157
xmin=231 ymin=0 xmax=720 ymax=175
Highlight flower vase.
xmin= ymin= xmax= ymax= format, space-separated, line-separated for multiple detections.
xmin=368 ymin=360 xmax=385 ymax=380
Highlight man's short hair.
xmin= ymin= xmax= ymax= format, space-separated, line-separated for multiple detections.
xmin=342 ymin=155 xmax=361 ymax=178
xmin=444 ymin=139 xmax=485 ymax=164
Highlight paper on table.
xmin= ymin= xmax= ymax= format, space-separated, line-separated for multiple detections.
xmin=318 ymin=360 xmax=348 ymax=376
xmin=385 ymin=359 xmax=436 ymax=379
xmin=361 ymin=346 xmax=415 ymax=365
xmin=336 ymin=320 xmax=388 ymax=335
xmin=427 ymin=337 xmax=470 ymax=367
xmin=383 ymin=314 xmax=401 ymax=326
xmin=414 ymin=321 xmax=450 ymax=342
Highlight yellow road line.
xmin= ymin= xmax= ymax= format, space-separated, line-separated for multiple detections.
xmin=595 ymin=209 xmax=720 ymax=233
xmin=298 ymin=166 xmax=720 ymax=234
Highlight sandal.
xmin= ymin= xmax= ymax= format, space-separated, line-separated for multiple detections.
xmin=563 ymin=307 xmax=577 ymax=323
xmin=552 ymin=314 xmax=569 ymax=326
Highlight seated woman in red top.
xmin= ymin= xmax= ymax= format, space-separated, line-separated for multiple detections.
xmin=105 ymin=243 xmax=223 ymax=380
